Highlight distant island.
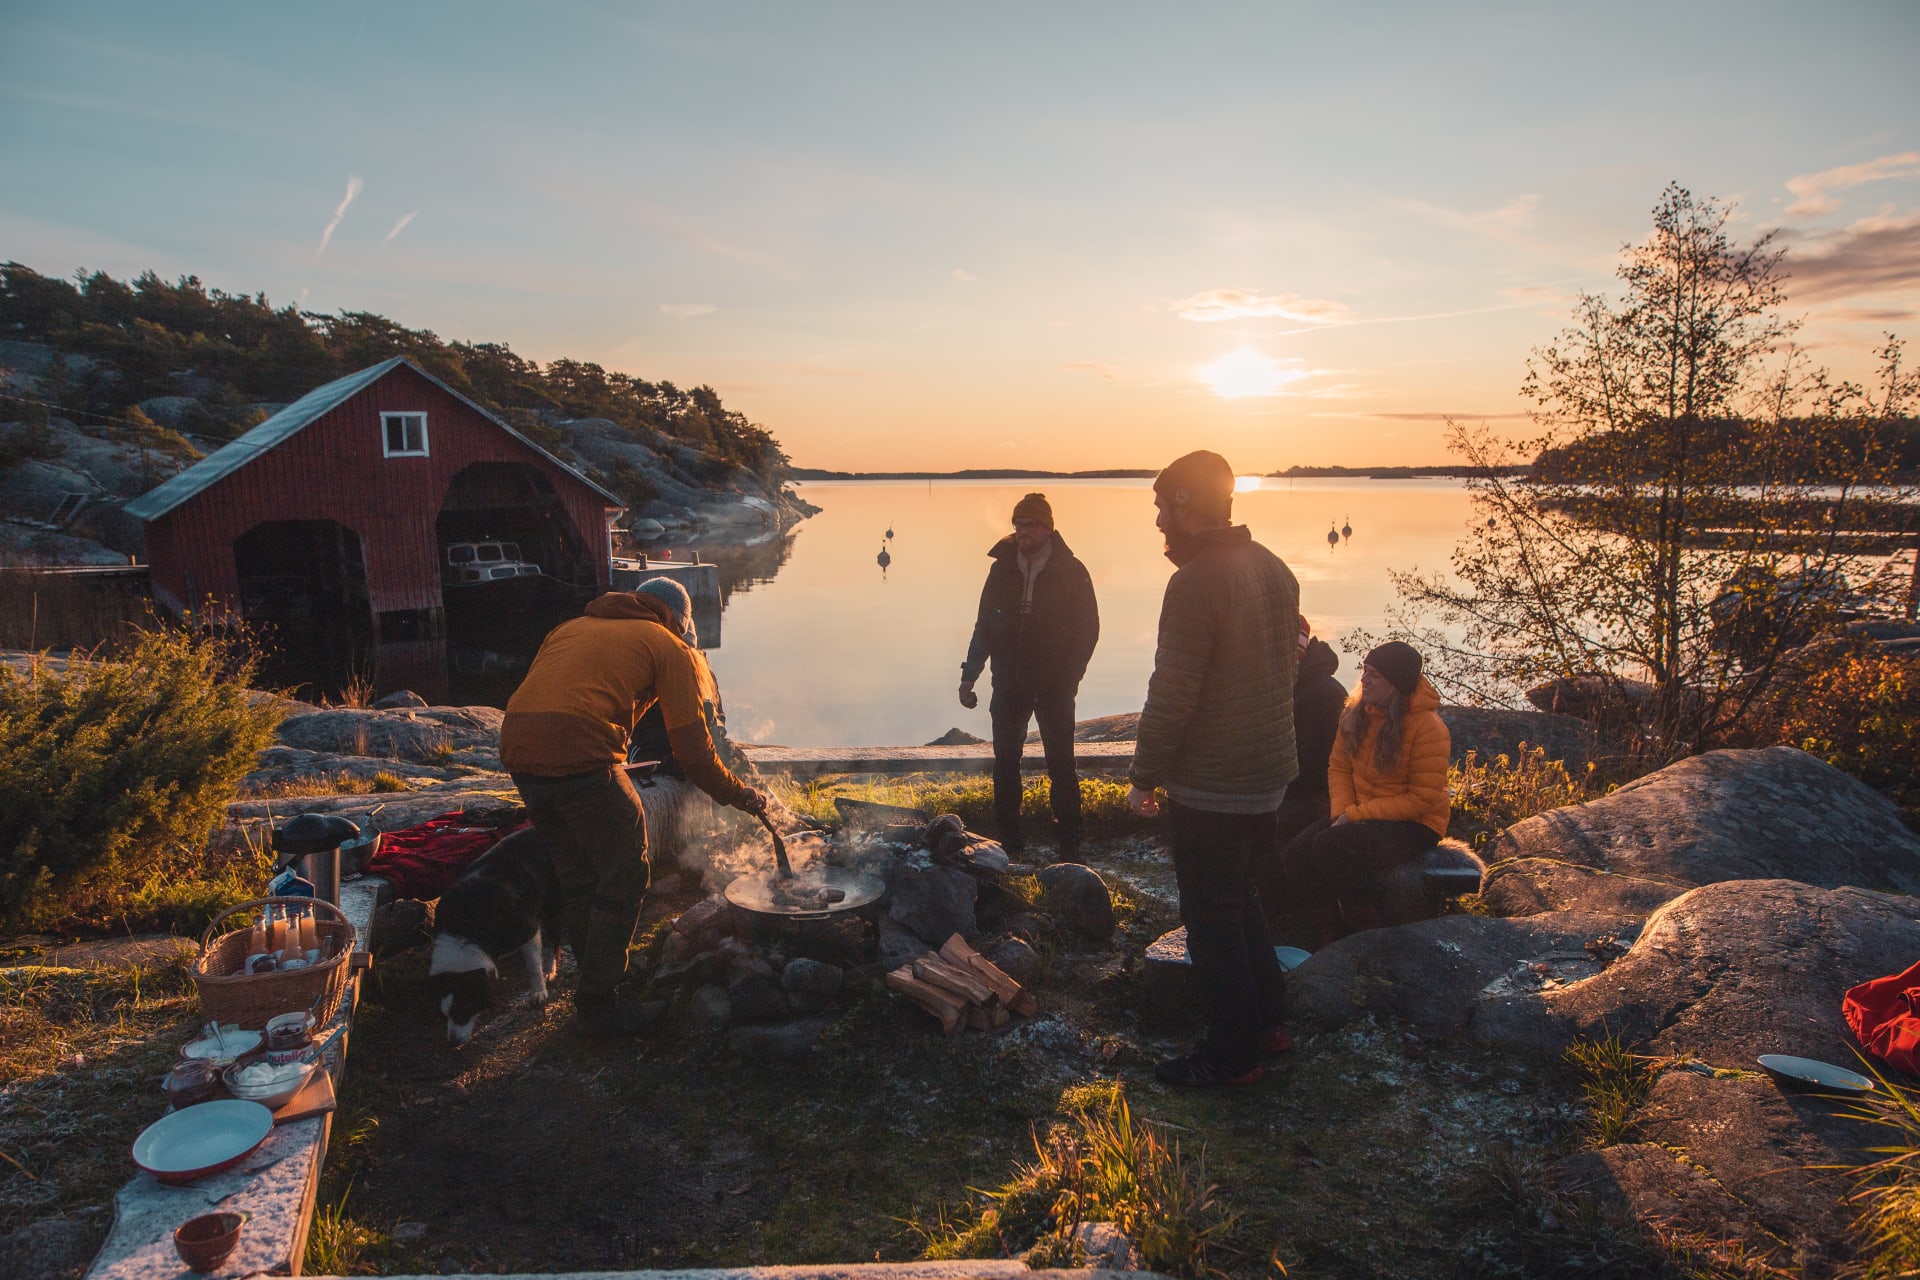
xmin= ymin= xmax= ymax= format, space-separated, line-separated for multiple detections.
xmin=789 ymin=464 xmax=1518 ymax=480
xmin=788 ymin=468 xmax=1160 ymax=480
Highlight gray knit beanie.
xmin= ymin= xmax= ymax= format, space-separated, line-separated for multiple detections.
xmin=635 ymin=577 xmax=697 ymax=644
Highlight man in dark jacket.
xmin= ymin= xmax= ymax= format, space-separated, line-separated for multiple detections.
xmin=1127 ymin=451 xmax=1297 ymax=1086
xmin=959 ymin=493 xmax=1099 ymax=860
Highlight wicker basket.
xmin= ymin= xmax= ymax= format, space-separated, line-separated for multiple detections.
xmin=192 ymin=896 xmax=358 ymax=1031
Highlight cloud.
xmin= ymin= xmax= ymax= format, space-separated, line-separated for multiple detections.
xmin=1781 ymin=211 xmax=1920 ymax=301
xmin=1172 ymin=288 xmax=1352 ymax=324
xmin=1785 ymin=152 xmax=1920 ymax=216
xmin=658 ymin=302 xmax=717 ymax=318
xmin=951 ymin=267 xmax=975 ymax=283
xmin=1061 ymin=360 xmax=1122 ymax=381
xmin=383 ymin=211 xmax=417 ymax=243
xmin=1502 ymin=284 xmax=1578 ymax=317
xmin=1366 ymin=410 xmax=1532 ymax=421
xmin=1807 ymin=304 xmax=1918 ymax=323
xmin=315 ymin=175 xmax=362 ymax=256
xmin=1405 ymin=192 xmax=1543 ymax=237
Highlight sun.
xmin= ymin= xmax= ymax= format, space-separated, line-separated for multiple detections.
xmin=1234 ymin=475 xmax=1263 ymax=493
xmin=1199 ymin=348 xmax=1304 ymax=399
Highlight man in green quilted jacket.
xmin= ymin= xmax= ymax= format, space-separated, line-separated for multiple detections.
xmin=1127 ymin=449 xmax=1299 ymax=1086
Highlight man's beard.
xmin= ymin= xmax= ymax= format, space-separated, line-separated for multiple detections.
xmin=1162 ymin=526 xmax=1202 ymax=566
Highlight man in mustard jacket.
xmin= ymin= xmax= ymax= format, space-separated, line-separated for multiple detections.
xmin=1277 ymin=640 xmax=1449 ymax=940
xmin=501 ymin=587 xmax=768 ymax=1036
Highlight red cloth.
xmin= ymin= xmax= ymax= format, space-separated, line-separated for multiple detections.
xmin=1843 ymin=958 xmax=1920 ymax=1075
xmin=362 ymin=812 xmax=528 ymax=901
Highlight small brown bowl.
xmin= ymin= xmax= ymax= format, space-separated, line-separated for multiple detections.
xmin=173 ymin=1210 xmax=246 ymax=1272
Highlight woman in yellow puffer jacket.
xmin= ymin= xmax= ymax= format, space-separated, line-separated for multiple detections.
xmin=1278 ymin=641 xmax=1449 ymax=939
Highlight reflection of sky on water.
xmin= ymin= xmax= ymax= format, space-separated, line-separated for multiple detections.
xmin=703 ymin=478 xmax=1480 ymax=748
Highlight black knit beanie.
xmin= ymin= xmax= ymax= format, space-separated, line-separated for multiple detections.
xmin=1364 ymin=641 xmax=1423 ymax=698
xmin=1012 ymin=492 xmax=1053 ymax=529
xmin=1153 ymin=450 xmax=1234 ymax=522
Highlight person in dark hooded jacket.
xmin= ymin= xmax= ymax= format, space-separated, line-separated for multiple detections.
xmin=1257 ymin=616 xmax=1348 ymax=927
xmin=959 ymin=493 xmax=1099 ymax=859
xmin=1278 ymin=617 xmax=1348 ymax=843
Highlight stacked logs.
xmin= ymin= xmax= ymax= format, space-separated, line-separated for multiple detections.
xmin=885 ymin=934 xmax=1039 ymax=1034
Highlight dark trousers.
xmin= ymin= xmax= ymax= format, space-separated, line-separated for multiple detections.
xmin=1168 ymin=801 xmax=1288 ymax=1072
xmin=511 ymin=767 xmax=650 ymax=998
xmin=990 ymin=683 xmax=1081 ymax=849
xmin=1278 ymin=816 xmax=1439 ymax=917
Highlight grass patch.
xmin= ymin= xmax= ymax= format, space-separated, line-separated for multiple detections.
xmin=305 ymin=1180 xmax=387 ymax=1276
xmin=911 ymin=1083 xmax=1235 ymax=1278
xmin=0 ymin=955 xmax=203 ymax=1237
xmin=1565 ymin=1033 xmax=1659 ymax=1147
xmin=1831 ymin=1059 xmax=1920 ymax=1279
xmin=772 ymin=774 xmax=1144 ymax=839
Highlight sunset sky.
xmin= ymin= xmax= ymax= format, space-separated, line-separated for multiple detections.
xmin=3 ymin=2 xmax=1916 ymax=471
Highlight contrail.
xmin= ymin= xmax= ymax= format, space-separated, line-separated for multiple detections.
xmin=384 ymin=211 xmax=417 ymax=243
xmin=317 ymin=175 xmax=363 ymax=255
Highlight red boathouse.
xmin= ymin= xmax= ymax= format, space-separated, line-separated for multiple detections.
xmin=125 ymin=357 xmax=624 ymax=699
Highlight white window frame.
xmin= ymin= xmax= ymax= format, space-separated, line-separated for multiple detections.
xmin=381 ymin=411 xmax=430 ymax=458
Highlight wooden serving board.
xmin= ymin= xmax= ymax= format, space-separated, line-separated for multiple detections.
xmin=271 ymin=1069 xmax=335 ymax=1125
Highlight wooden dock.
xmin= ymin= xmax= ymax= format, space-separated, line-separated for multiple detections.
xmin=738 ymin=741 xmax=1135 ymax=778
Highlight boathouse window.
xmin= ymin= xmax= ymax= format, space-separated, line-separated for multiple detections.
xmin=381 ymin=412 xmax=429 ymax=457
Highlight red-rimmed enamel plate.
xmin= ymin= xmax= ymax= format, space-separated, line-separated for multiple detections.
xmin=133 ymin=1100 xmax=273 ymax=1184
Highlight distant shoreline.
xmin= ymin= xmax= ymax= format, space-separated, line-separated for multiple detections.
xmin=789 ymin=465 xmax=1516 ymax=481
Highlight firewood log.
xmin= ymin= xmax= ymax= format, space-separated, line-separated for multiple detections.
xmin=885 ymin=967 xmax=965 ymax=1035
xmin=913 ymin=955 xmax=995 ymax=1006
xmin=940 ymin=934 xmax=1037 ymax=1013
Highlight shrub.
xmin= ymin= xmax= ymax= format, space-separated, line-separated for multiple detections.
xmin=0 ymin=626 xmax=283 ymax=930
xmin=1449 ymin=743 xmax=1611 ymax=848
xmin=1759 ymin=640 xmax=1919 ymax=826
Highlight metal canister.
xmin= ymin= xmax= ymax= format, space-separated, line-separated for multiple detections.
xmin=298 ymin=848 xmax=340 ymax=905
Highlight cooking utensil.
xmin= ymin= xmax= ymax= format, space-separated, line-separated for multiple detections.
xmin=724 ymin=865 xmax=886 ymax=926
xmin=1756 ymin=1054 xmax=1876 ymax=1096
xmin=174 ymin=1211 xmax=247 ymax=1272
xmin=132 ymin=1099 xmax=273 ymax=1184
xmin=757 ymin=811 xmax=794 ymax=879
xmin=223 ymin=1058 xmax=317 ymax=1110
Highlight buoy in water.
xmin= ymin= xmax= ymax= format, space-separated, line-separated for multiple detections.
xmin=877 ymin=546 xmax=892 ymax=570
xmin=885 ymin=526 xmax=894 ymax=540
xmin=1326 ymin=523 xmax=1340 ymax=548
xmin=1341 ymin=515 xmax=1352 ymax=540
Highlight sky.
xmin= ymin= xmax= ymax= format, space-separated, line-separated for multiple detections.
xmin=2 ymin=2 xmax=1917 ymax=471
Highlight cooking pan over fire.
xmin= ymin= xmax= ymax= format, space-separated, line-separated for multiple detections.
xmin=724 ymin=813 xmax=886 ymax=927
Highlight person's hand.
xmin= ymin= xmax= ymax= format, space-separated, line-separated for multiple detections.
xmin=740 ymin=787 xmax=771 ymax=818
xmin=1127 ymin=785 xmax=1162 ymax=818
xmin=958 ymin=680 xmax=978 ymax=710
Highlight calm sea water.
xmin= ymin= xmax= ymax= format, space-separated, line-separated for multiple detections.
xmin=699 ymin=478 xmax=1479 ymax=748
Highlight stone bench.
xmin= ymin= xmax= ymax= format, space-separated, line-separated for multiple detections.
xmin=82 ymin=878 xmax=386 ymax=1280
xmin=1380 ymin=839 xmax=1485 ymax=926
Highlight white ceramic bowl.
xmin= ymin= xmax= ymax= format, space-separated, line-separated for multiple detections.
xmin=223 ymin=1058 xmax=316 ymax=1109
xmin=132 ymin=1099 xmax=273 ymax=1184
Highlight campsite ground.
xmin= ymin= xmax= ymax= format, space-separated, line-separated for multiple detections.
xmin=314 ymin=838 xmax=1609 ymax=1280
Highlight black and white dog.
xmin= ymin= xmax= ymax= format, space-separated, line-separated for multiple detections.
xmin=425 ymin=826 xmax=564 ymax=1047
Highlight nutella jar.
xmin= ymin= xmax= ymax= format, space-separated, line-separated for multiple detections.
xmin=263 ymin=1012 xmax=315 ymax=1066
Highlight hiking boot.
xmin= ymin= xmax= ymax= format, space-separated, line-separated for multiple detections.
xmin=1154 ymin=1053 xmax=1264 ymax=1088
xmin=574 ymin=992 xmax=665 ymax=1038
xmin=1259 ymin=1025 xmax=1293 ymax=1058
